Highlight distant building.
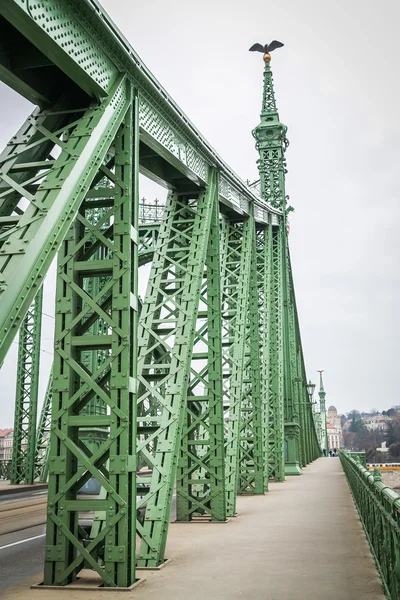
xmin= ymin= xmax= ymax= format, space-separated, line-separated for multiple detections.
xmin=326 ymin=406 xmax=343 ymax=450
xmin=363 ymin=415 xmax=391 ymax=432
xmin=0 ymin=429 xmax=13 ymax=461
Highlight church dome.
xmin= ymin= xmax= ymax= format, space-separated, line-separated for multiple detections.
xmin=328 ymin=405 xmax=337 ymax=413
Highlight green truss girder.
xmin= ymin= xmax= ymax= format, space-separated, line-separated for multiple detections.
xmin=0 ymin=75 xmax=130 ymax=366
xmin=221 ymin=215 xmax=254 ymax=516
xmin=176 ymin=182 xmax=226 ymax=522
xmin=43 ymin=85 xmax=138 ymax=587
xmin=32 ymin=221 xmax=162 ymax=484
xmin=237 ymin=223 xmax=265 ymax=495
xmin=11 ymin=286 xmax=43 ymax=484
xmin=255 ymin=224 xmax=272 ymax=488
xmin=35 ymin=369 xmax=53 ymax=483
xmin=136 ymin=171 xmax=217 ymax=567
xmin=288 ymin=256 xmax=321 ymax=461
xmin=138 ymin=223 xmax=160 ymax=267
xmin=0 ymin=0 xmax=279 ymax=223
xmin=267 ymin=223 xmax=285 ymax=481
xmin=281 ymin=218 xmax=302 ymax=475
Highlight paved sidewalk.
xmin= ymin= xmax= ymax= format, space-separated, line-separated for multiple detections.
xmin=2 ymin=458 xmax=385 ymax=600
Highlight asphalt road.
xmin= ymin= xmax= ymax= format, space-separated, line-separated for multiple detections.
xmin=0 ymin=488 xmax=47 ymax=505
xmin=0 ymin=487 xmax=47 ymax=590
xmin=0 ymin=523 xmax=46 ymax=590
xmin=0 ymin=487 xmax=177 ymax=592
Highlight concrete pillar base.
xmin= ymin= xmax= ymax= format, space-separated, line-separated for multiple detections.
xmin=285 ymin=462 xmax=302 ymax=476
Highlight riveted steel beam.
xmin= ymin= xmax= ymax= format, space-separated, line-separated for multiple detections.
xmin=255 ymin=223 xmax=272 ymax=489
xmin=11 ymin=286 xmax=43 ymax=484
xmin=267 ymin=223 xmax=285 ymax=482
xmin=238 ymin=222 xmax=265 ymax=495
xmin=35 ymin=369 xmax=53 ymax=482
xmin=0 ymin=0 xmax=280 ymax=224
xmin=136 ymin=171 xmax=217 ymax=567
xmin=222 ymin=215 xmax=254 ymax=516
xmin=0 ymin=76 xmax=130 ymax=366
xmin=176 ymin=178 xmax=226 ymax=522
xmin=43 ymin=84 xmax=138 ymax=587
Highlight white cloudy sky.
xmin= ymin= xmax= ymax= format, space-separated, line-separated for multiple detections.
xmin=0 ymin=0 xmax=399 ymax=424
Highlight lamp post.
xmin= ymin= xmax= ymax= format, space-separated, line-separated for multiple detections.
xmin=304 ymin=381 xmax=315 ymax=461
xmin=307 ymin=380 xmax=323 ymax=456
xmin=318 ymin=370 xmax=328 ymax=456
xmin=306 ymin=381 xmax=316 ymax=409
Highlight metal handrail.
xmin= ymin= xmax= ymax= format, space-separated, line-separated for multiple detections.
xmin=340 ymin=450 xmax=400 ymax=599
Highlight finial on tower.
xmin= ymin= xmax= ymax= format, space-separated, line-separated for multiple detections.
xmin=249 ymin=40 xmax=284 ymax=62
xmin=317 ymin=370 xmax=325 ymax=392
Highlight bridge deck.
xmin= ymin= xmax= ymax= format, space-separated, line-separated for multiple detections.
xmin=3 ymin=458 xmax=385 ymax=600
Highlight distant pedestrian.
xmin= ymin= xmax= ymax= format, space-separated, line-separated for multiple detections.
xmin=329 ymin=450 xmax=332 ymax=457
xmin=334 ymin=447 xmax=337 ymax=456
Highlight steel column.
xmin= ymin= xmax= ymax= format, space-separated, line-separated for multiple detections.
xmin=222 ymin=216 xmax=254 ymax=515
xmin=35 ymin=369 xmax=53 ymax=482
xmin=176 ymin=182 xmax=226 ymax=522
xmin=238 ymin=223 xmax=265 ymax=494
xmin=136 ymin=171 xmax=216 ymax=567
xmin=43 ymin=81 xmax=138 ymax=587
xmin=11 ymin=286 xmax=43 ymax=484
xmin=255 ymin=224 xmax=272 ymax=489
xmin=268 ymin=224 xmax=285 ymax=481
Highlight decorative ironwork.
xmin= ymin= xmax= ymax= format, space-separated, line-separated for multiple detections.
xmin=340 ymin=451 xmax=400 ymax=599
xmin=138 ymin=198 xmax=166 ymax=224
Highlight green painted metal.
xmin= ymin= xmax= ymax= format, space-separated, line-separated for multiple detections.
xmin=252 ymin=54 xmax=321 ymax=471
xmin=252 ymin=57 xmax=288 ymax=480
xmin=33 ymin=217 xmax=161 ymax=486
xmin=268 ymin=223 xmax=285 ymax=481
xmin=43 ymin=82 xmax=138 ymax=587
xmin=0 ymin=2 xmax=326 ymax=586
xmin=35 ymin=369 xmax=53 ymax=482
xmin=136 ymin=172 xmax=216 ymax=567
xmin=176 ymin=181 xmax=226 ymax=522
xmin=11 ymin=286 xmax=43 ymax=484
xmin=281 ymin=227 xmax=301 ymax=476
xmin=340 ymin=451 xmax=400 ymax=599
xmin=255 ymin=223 xmax=272 ymax=489
xmin=222 ymin=216 xmax=254 ymax=516
xmin=288 ymin=258 xmax=321 ymax=462
xmin=238 ymin=223 xmax=265 ymax=494
xmin=0 ymin=76 xmax=130 ymax=366
xmin=0 ymin=0 xmax=278 ymax=222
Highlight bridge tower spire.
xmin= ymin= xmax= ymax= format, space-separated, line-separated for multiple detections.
xmin=252 ymin=49 xmax=289 ymax=210
xmin=251 ymin=44 xmax=305 ymax=476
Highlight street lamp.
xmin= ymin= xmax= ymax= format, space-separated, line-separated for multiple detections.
xmin=306 ymin=381 xmax=316 ymax=398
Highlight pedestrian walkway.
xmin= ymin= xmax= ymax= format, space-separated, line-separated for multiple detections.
xmin=2 ymin=458 xmax=385 ymax=600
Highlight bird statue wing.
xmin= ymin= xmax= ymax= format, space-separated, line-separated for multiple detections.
xmin=267 ymin=40 xmax=284 ymax=52
xmin=249 ymin=43 xmax=265 ymax=52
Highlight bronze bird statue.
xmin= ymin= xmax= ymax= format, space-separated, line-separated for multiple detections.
xmin=249 ymin=41 xmax=284 ymax=62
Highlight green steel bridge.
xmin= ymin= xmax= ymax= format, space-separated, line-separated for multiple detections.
xmin=0 ymin=1 xmax=394 ymax=597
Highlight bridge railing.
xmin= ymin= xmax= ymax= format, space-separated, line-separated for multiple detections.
xmin=339 ymin=450 xmax=400 ymax=599
xmin=139 ymin=198 xmax=165 ymax=224
xmin=0 ymin=460 xmax=11 ymax=481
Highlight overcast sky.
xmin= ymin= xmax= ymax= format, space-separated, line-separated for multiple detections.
xmin=0 ymin=0 xmax=399 ymax=424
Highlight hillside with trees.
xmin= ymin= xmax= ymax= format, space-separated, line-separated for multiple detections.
xmin=342 ymin=408 xmax=400 ymax=463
